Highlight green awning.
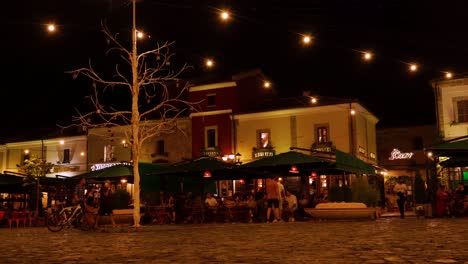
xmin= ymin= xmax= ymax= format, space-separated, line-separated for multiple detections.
xmin=333 ymin=149 xmax=375 ymax=175
xmin=439 ymin=156 xmax=468 ymax=168
xmin=152 ymin=157 xmax=234 ymax=176
xmin=239 ymin=151 xmax=328 ymax=169
xmin=0 ymin=174 xmax=27 ymax=193
xmin=71 ymin=162 xmax=165 ymax=180
xmin=426 ymin=138 xmax=468 ymax=152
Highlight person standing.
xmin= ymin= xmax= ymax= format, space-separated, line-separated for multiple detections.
xmin=97 ymin=180 xmax=116 ymax=227
xmin=266 ymin=176 xmax=280 ymax=223
xmin=393 ymin=178 xmax=408 ymax=218
xmin=73 ymin=177 xmax=87 ymax=206
xmin=277 ymin=177 xmax=286 ymax=221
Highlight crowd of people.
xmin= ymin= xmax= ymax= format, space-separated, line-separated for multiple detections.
xmin=73 ymin=178 xmax=116 ymax=229
xmin=436 ymin=183 xmax=467 ymax=217
xmin=151 ymin=176 xmax=301 ymax=224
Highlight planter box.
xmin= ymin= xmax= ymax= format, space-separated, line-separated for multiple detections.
xmin=305 ymin=202 xmax=377 ymax=220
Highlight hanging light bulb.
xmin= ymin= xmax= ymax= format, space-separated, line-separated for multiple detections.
xmin=289 ymin=165 xmax=299 ymax=173
xmin=203 ymin=170 xmax=212 ymax=178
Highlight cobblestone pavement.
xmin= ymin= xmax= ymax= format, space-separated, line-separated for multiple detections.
xmin=1 ymin=217 xmax=468 ymax=264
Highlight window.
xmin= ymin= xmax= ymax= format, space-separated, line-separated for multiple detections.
xmin=23 ymin=152 xmax=30 ymax=163
xmin=207 ymin=94 xmax=216 ymax=107
xmin=413 ymin=136 xmax=423 ymax=150
xmin=205 ymin=126 xmax=217 ymax=149
xmin=104 ymin=145 xmax=115 ymax=162
xmin=457 ymin=100 xmax=468 ymax=123
xmin=63 ymin=149 xmax=70 ymax=163
xmin=316 ymin=126 xmax=329 ymax=144
xmin=157 ymin=140 xmax=165 ymax=155
xmin=257 ymin=129 xmax=271 ymax=149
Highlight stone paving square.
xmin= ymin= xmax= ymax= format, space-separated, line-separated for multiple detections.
xmin=1 ymin=217 xmax=467 ymax=263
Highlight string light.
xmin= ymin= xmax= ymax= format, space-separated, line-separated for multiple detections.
xmin=363 ymin=52 xmax=372 ymax=61
xmin=302 ymin=35 xmax=312 ymax=45
xmin=40 ymin=5 xmax=461 ymax=96
xmin=220 ymin=11 xmax=230 ymax=20
xmin=46 ymin=23 xmax=56 ymax=33
xmin=136 ymin=31 xmax=144 ymax=39
xmin=205 ymin=59 xmax=214 ymax=68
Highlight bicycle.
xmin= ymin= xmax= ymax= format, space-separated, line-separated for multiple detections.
xmin=46 ymin=203 xmax=92 ymax=232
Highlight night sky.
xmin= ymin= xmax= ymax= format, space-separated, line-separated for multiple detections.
xmin=2 ymin=0 xmax=468 ymax=139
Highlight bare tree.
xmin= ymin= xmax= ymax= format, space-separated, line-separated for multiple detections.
xmin=64 ymin=0 xmax=197 ymax=228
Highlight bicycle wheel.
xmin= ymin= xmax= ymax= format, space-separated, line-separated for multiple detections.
xmin=46 ymin=213 xmax=65 ymax=232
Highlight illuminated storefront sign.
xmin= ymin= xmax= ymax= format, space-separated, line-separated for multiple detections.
xmin=253 ymin=150 xmax=275 ymax=159
xmin=388 ymin=148 xmax=414 ymax=160
xmin=91 ymin=162 xmax=130 ymax=171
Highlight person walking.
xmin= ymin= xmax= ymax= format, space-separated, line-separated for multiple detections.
xmin=393 ymin=178 xmax=408 ymax=218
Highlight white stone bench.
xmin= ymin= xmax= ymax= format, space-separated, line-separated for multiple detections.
xmin=305 ymin=202 xmax=378 ymax=220
xmin=98 ymin=209 xmax=135 ymax=226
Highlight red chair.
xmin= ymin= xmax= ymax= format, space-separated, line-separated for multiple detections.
xmin=8 ymin=211 xmax=26 ymax=228
xmin=25 ymin=210 xmax=37 ymax=227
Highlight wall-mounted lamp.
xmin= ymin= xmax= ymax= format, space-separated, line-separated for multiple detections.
xmin=122 ymin=140 xmax=129 ymax=148
xmin=235 ymin=153 xmax=242 ymax=165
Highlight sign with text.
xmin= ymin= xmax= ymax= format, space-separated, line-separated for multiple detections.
xmin=388 ymin=148 xmax=414 ymax=160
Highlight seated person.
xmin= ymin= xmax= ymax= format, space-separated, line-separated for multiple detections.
xmin=165 ymin=194 xmax=176 ymax=224
xmin=204 ymin=193 xmax=218 ymax=222
xmin=246 ymin=194 xmax=257 ymax=223
xmin=284 ymin=191 xmax=298 ymax=222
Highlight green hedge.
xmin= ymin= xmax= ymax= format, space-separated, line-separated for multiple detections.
xmin=111 ymin=189 xmax=131 ymax=209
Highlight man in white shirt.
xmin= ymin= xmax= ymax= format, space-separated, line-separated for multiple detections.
xmin=204 ymin=192 xmax=218 ymax=222
xmin=284 ymin=191 xmax=298 ymax=222
xmin=393 ymin=178 xmax=408 ymax=218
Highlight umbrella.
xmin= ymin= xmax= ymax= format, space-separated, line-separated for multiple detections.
xmin=0 ymin=174 xmax=27 ymax=193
